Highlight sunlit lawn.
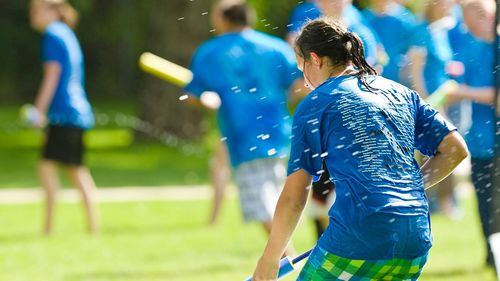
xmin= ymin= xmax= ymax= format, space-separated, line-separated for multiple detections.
xmin=0 ymin=102 xmax=213 ymax=187
xmin=0 ymin=197 xmax=495 ymax=281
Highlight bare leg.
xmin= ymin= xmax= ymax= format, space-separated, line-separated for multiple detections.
xmin=38 ymin=160 xmax=60 ymax=235
xmin=437 ymin=175 xmax=460 ymax=219
xmin=209 ymin=143 xmax=230 ymax=225
xmin=66 ymin=165 xmax=99 ymax=234
xmin=261 ymin=220 xmax=296 ymax=257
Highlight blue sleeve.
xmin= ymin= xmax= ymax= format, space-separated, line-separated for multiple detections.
xmin=184 ymin=48 xmax=207 ymax=97
xmin=287 ymin=111 xmax=323 ymax=177
xmin=414 ymin=92 xmax=457 ymax=156
xmin=42 ymin=33 xmax=64 ymax=64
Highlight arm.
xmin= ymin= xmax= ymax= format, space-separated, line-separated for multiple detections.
xmin=420 ymin=131 xmax=468 ymax=189
xmin=252 ymin=169 xmax=311 ymax=281
xmin=408 ymin=47 xmax=429 ymax=98
xmin=448 ymin=85 xmax=496 ymax=105
xmin=34 ymin=62 xmax=61 ymax=126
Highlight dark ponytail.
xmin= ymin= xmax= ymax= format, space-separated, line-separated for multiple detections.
xmin=295 ymin=18 xmax=377 ymax=89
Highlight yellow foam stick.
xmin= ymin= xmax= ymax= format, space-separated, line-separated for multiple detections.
xmin=138 ymin=52 xmax=193 ymax=88
xmin=426 ymin=80 xmax=459 ymax=108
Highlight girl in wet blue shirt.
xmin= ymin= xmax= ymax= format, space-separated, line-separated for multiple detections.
xmin=251 ymin=18 xmax=468 ymax=281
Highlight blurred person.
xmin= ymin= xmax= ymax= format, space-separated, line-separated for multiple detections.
xmin=409 ymin=0 xmax=463 ymax=220
xmin=286 ymin=0 xmax=321 ymax=44
xmin=29 ymin=0 xmax=98 ymax=235
xmin=251 ymin=18 xmax=468 ymax=280
xmin=363 ymin=0 xmax=418 ymax=83
xmin=444 ymin=0 xmax=498 ymax=267
xmin=316 ymin=0 xmax=387 ymax=69
xmin=184 ymin=0 xmax=303 ymax=253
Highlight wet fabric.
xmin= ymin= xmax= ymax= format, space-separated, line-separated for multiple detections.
xmin=288 ymin=75 xmax=456 ymax=259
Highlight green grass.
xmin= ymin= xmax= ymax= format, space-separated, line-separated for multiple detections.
xmin=0 ymin=197 xmax=495 ymax=281
xmin=0 ymin=102 xmax=213 ymax=187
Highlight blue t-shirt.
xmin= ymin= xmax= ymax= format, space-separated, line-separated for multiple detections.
xmin=287 ymin=1 xmax=321 ymax=34
xmin=286 ymin=3 xmax=380 ymax=66
xmin=461 ymin=36 xmax=499 ymax=159
xmin=288 ymin=75 xmax=455 ymax=259
xmin=412 ymin=21 xmax=453 ymax=94
xmin=363 ymin=4 xmax=417 ymax=82
xmin=42 ymin=21 xmax=94 ymax=129
xmin=185 ymin=29 xmax=300 ymax=168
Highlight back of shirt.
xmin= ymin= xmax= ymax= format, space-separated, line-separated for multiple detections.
xmin=288 ymin=75 xmax=455 ymax=259
xmin=185 ymin=29 xmax=300 ymax=167
xmin=42 ymin=21 xmax=94 ymax=129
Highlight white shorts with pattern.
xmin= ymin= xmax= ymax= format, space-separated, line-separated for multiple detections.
xmin=233 ymin=158 xmax=287 ymax=222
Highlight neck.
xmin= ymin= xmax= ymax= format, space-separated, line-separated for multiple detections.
xmin=321 ymin=64 xmax=356 ymax=82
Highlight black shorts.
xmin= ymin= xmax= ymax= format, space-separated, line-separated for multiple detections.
xmin=42 ymin=125 xmax=85 ymax=166
xmin=312 ymin=162 xmax=335 ymax=204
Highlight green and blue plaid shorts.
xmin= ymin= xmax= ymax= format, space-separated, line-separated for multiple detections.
xmin=297 ymin=246 xmax=428 ymax=281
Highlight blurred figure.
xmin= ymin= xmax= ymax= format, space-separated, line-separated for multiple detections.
xmin=184 ymin=0 xmax=302 ymax=254
xmin=444 ymin=0 xmax=498 ymax=267
xmin=286 ymin=0 xmax=321 ymax=44
xmin=363 ymin=0 xmax=418 ymax=83
xmin=30 ymin=0 xmax=98 ymax=235
xmin=316 ymin=0 xmax=387 ymax=69
xmin=409 ymin=0 xmax=463 ymax=220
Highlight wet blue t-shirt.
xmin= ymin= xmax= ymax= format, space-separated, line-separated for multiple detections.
xmin=42 ymin=21 xmax=94 ymax=129
xmin=185 ymin=29 xmax=300 ymax=168
xmin=363 ymin=4 xmax=417 ymax=82
xmin=288 ymin=75 xmax=455 ymax=259
xmin=461 ymin=36 xmax=499 ymax=160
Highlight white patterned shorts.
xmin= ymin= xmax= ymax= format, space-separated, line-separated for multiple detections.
xmin=233 ymin=158 xmax=287 ymax=222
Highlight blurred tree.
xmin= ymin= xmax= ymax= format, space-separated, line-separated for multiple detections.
xmin=0 ymin=0 xmax=300 ymax=139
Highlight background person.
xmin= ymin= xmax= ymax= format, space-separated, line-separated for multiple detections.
xmin=29 ymin=0 xmax=99 ymax=235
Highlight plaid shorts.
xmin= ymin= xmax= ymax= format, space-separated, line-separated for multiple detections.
xmin=298 ymin=246 xmax=428 ymax=281
xmin=233 ymin=158 xmax=286 ymax=222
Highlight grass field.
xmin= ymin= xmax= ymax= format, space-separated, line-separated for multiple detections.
xmin=0 ymin=102 xmax=213 ymax=187
xmin=0 ymin=197 xmax=495 ymax=281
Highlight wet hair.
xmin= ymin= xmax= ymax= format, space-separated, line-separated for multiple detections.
xmin=44 ymin=0 xmax=79 ymax=29
xmin=217 ymin=0 xmax=256 ymax=26
xmin=295 ymin=18 xmax=377 ymax=89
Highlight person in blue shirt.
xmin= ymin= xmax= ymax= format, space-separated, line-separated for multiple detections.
xmin=315 ymin=0 xmax=387 ymax=69
xmin=286 ymin=1 xmax=321 ymax=44
xmin=444 ymin=0 xmax=498 ymax=267
xmin=185 ymin=0 xmax=302 ymax=252
xmin=363 ymin=0 xmax=417 ymax=83
xmin=29 ymin=0 xmax=98 ymax=235
xmin=251 ymin=18 xmax=468 ymax=280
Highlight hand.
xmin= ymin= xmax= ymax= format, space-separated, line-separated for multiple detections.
xmin=444 ymin=84 xmax=467 ymax=106
xmin=32 ymin=108 xmax=47 ymax=128
xmin=251 ymin=255 xmax=280 ymax=281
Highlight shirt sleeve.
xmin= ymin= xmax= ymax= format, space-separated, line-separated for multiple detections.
xmin=287 ymin=114 xmax=323 ymax=177
xmin=414 ymin=91 xmax=457 ymax=156
xmin=184 ymin=48 xmax=207 ymax=97
xmin=42 ymin=33 xmax=65 ymax=64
